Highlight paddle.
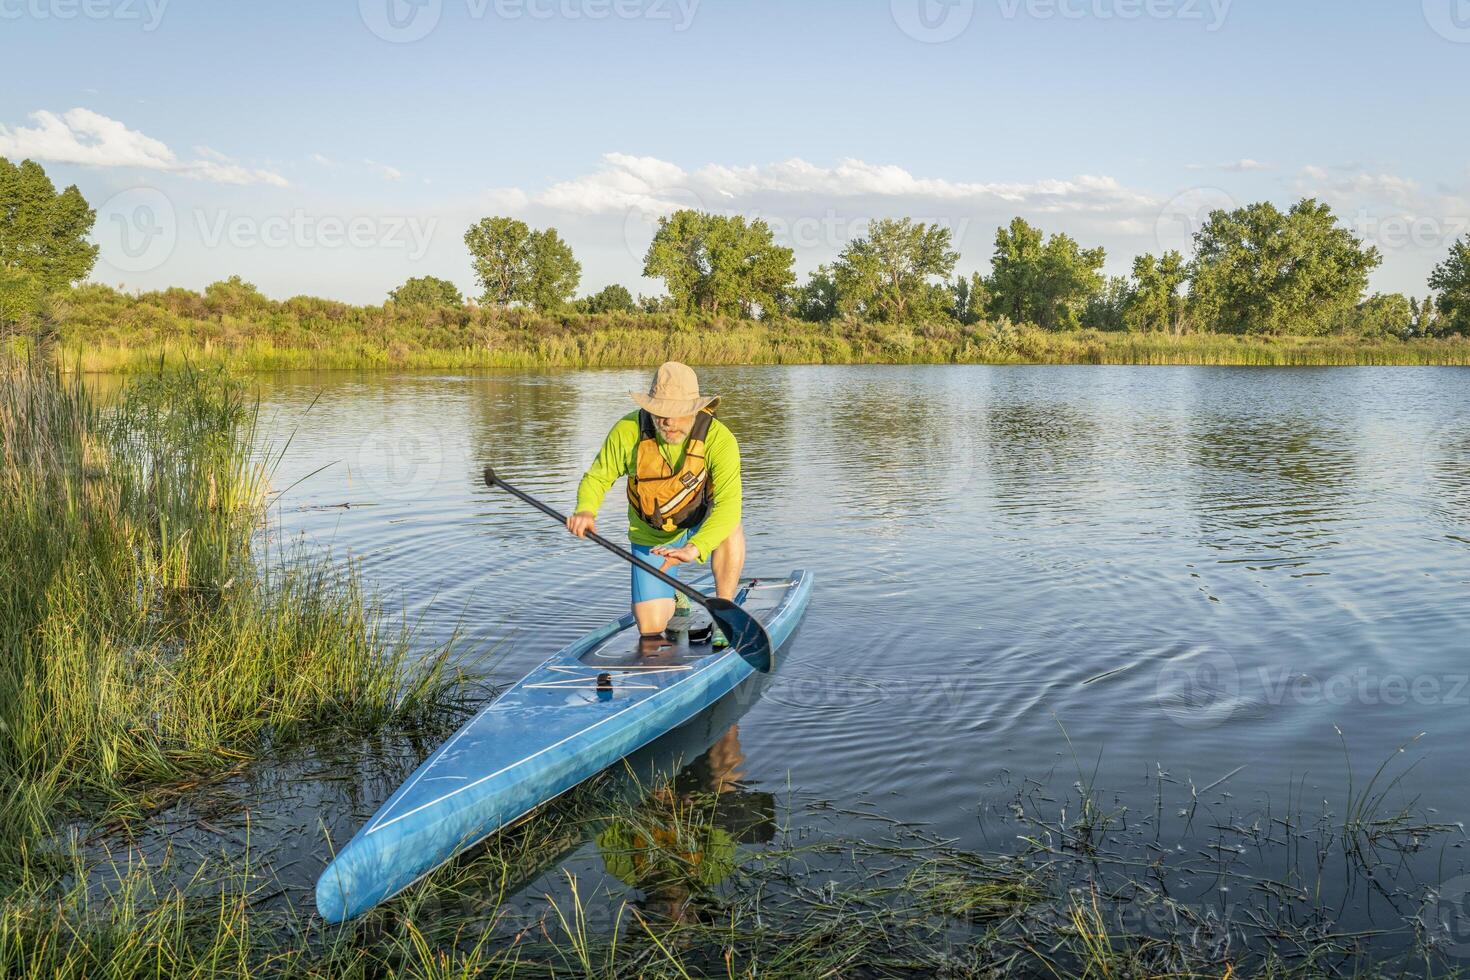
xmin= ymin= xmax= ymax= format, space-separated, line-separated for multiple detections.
xmin=483 ymin=466 xmax=773 ymax=673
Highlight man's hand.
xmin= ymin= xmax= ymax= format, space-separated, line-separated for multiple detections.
xmin=650 ymin=542 xmax=700 ymax=571
xmin=567 ymin=511 xmax=597 ymax=538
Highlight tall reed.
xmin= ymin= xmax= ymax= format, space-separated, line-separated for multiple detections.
xmin=0 ymin=362 xmax=454 ymax=850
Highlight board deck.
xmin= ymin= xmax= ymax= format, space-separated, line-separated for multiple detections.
xmin=315 ymin=571 xmax=813 ymax=922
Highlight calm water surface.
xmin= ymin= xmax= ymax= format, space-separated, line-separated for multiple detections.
xmin=246 ymin=364 xmax=1470 ymax=934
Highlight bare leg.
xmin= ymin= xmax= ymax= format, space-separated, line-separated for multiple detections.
xmin=633 ymin=598 xmax=675 ymax=635
xmin=711 ymin=523 xmax=746 ymax=600
xmin=632 ymin=523 xmax=746 ymax=632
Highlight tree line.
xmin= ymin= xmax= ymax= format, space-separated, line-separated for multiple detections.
xmin=3 ymin=155 xmax=1468 ymax=340
xmin=437 ymin=204 xmax=1469 ymax=339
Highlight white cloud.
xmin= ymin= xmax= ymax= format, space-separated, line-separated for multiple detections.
xmin=1188 ymin=158 xmax=1269 ymax=172
xmin=532 ymin=152 xmax=1157 ymax=218
xmin=309 ymin=152 xmax=338 ymax=168
xmin=0 ymin=108 xmax=174 ymax=169
xmin=0 ymin=108 xmax=288 ymax=187
xmin=366 ymin=159 xmax=404 ymax=180
xmin=1295 ymin=166 xmax=1421 ymax=206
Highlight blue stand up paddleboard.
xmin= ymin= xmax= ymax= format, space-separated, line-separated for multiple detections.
xmin=315 ymin=571 xmax=813 ymax=923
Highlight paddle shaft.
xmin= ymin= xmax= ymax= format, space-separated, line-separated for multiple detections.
xmin=484 ymin=468 xmax=721 ymax=612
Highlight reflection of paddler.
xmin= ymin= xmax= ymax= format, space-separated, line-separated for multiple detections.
xmin=596 ymin=725 xmax=750 ymax=904
xmin=596 ymin=818 xmax=736 ymax=892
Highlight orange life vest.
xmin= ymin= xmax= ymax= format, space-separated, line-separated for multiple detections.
xmin=627 ymin=407 xmax=717 ymax=532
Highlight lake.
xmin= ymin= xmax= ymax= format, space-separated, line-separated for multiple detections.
xmin=241 ymin=364 xmax=1470 ymax=956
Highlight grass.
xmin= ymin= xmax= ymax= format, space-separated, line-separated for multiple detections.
xmin=28 ymin=282 xmax=1470 ymax=371
xmin=0 ymin=359 xmax=459 ymax=891
xmin=2 ymin=736 xmax=1466 ymax=977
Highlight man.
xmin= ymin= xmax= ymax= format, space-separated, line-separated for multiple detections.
xmin=568 ymin=361 xmax=745 ymax=647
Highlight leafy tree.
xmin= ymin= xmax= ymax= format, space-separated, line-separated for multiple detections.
xmin=1123 ymin=251 xmax=1188 ymax=333
xmin=1186 ymin=199 xmax=1380 ymax=335
xmin=643 ymin=210 xmax=794 ymax=318
xmin=0 ymin=267 xmax=44 ymax=331
xmin=464 ymin=217 xmax=581 ymax=310
xmin=0 ymin=157 xmax=98 ymax=329
xmin=390 ymin=275 xmax=463 ymax=307
xmin=579 ymin=283 xmax=637 ymax=314
xmin=830 ymin=219 xmax=958 ymax=323
xmin=793 ymin=265 xmax=839 ymax=322
xmin=950 ymin=272 xmax=990 ymax=325
xmin=1083 ymin=276 xmax=1131 ymax=332
xmin=0 ymin=157 xmax=98 ymax=290
xmin=203 ymin=275 xmax=270 ymax=316
xmin=1411 ymin=295 xmax=1442 ymax=338
xmin=523 ymin=227 xmax=581 ymax=311
xmin=638 ymin=294 xmax=676 ymax=314
xmin=1428 ymin=235 xmax=1470 ymax=336
xmin=985 ymin=218 xmax=1106 ymax=331
xmin=1342 ymin=293 xmax=1413 ymax=338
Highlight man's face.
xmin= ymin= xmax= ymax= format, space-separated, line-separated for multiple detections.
xmin=653 ymin=413 xmax=696 ymax=442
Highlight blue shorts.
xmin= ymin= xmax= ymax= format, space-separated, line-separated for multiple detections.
xmin=630 ymin=525 xmax=701 ymax=605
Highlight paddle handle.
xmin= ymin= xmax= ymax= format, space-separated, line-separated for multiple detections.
xmin=484 ymin=467 xmax=714 ymax=611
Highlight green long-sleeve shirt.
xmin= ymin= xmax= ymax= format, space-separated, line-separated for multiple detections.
xmin=575 ymin=411 xmax=742 ymax=563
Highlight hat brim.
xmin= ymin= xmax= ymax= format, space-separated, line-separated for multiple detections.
xmin=628 ymin=392 xmax=719 ymax=417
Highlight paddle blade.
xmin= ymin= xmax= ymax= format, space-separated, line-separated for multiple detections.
xmin=706 ymin=597 xmax=772 ymax=673
xmin=483 ymin=466 xmax=498 ymax=487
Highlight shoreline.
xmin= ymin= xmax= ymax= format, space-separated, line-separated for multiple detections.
xmin=39 ymin=331 xmax=1470 ymax=374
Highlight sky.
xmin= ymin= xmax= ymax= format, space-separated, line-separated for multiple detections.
xmin=2 ymin=0 xmax=1467 ymax=303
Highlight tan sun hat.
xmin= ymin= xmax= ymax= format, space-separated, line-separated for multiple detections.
xmin=629 ymin=361 xmax=719 ymax=417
